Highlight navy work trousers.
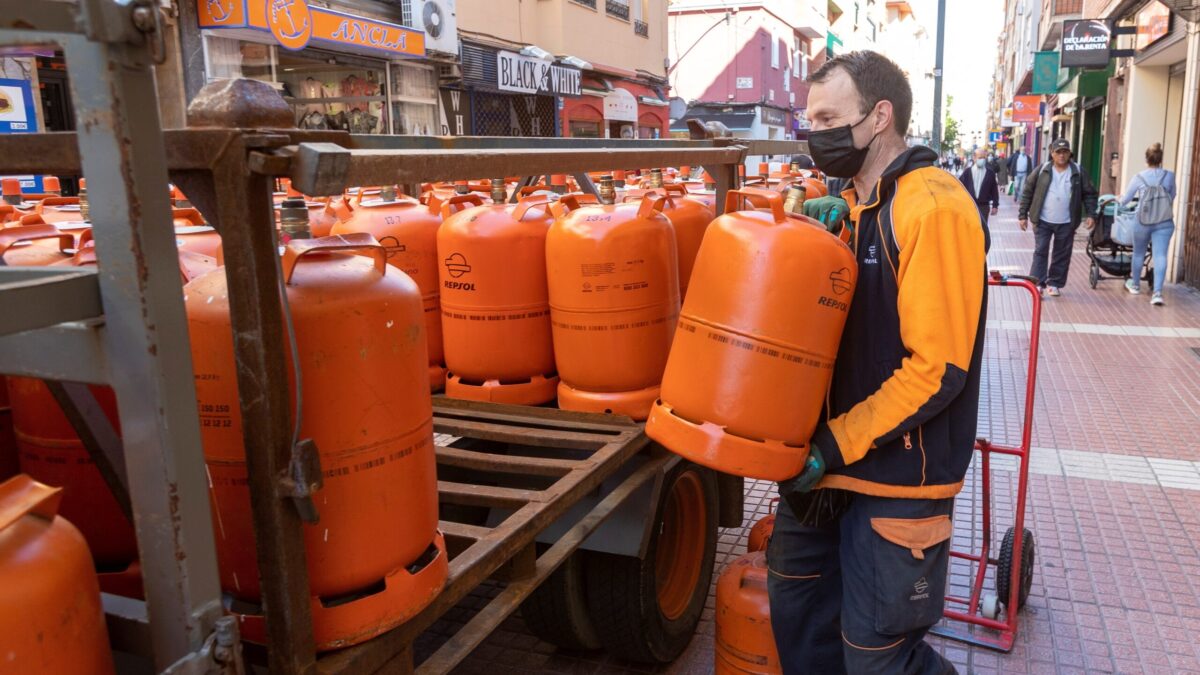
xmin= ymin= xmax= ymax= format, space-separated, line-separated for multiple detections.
xmin=766 ymin=491 xmax=958 ymax=675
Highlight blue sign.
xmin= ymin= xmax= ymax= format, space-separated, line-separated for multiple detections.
xmin=0 ymin=77 xmax=43 ymax=193
xmin=988 ymin=131 xmax=1003 ymax=143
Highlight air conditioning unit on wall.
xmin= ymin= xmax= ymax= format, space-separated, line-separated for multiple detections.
xmin=412 ymin=0 xmax=459 ymax=56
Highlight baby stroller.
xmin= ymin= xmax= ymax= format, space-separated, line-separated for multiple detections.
xmin=1087 ymin=195 xmax=1152 ymax=289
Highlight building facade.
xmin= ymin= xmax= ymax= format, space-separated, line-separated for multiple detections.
xmin=666 ymin=0 xmax=826 ymax=167
xmin=990 ymin=0 xmax=1200 ymax=288
xmin=456 ymin=0 xmax=671 ymax=137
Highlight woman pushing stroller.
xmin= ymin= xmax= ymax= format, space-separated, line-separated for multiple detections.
xmin=1121 ymin=143 xmax=1176 ymax=306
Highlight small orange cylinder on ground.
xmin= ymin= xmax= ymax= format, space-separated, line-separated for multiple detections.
xmin=646 ymin=188 xmax=857 ymax=480
xmin=715 ymin=551 xmax=781 ymax=675
xmin=332 ymin=192 xmax=447 ymax=390
xmin=546 ymin=191 xmax=680 ymax=420
xmin=438 ymin=192 xmax=559 ymax=404
xmin=746 ymin=506 xmax=777 ymax=553
xmin=0 ymin=476 xmax=116 ymax=675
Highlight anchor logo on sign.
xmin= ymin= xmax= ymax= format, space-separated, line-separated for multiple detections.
xmin=268 ymin=0 xmax=313 ymax=51
xmin=206 ymin=0 xmax=235 ymax=22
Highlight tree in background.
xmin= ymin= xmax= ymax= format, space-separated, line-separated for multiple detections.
xmin=942 ymin=95 xmax=960 ymax=152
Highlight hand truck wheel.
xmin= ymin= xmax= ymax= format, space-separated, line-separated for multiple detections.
xmin=980 ymin=593 xmax=1001 ymax=620
xmin=996 ymin=527 xmax=1035 ymax=611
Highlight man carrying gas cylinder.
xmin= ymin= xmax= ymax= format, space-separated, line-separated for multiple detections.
xmin=767 ymin=51 xmax=988 ymax=674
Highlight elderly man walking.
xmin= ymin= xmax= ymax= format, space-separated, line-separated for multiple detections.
xmin=1018 ymin=138 xmax=1098 ymax=296
xmin=959 ymin=147 xmax=1000 ymax=229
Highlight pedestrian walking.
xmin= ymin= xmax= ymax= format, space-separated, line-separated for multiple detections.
xmin=1008 ymin=148 xmax=1030 ymax=202
xmin=773 ymin=49 xmax=986 ymax=675
xmin=1018 ymin=138 xmax=1098 ymax=296
xmin=959 ymin=147 xmax=1000 ymax=231
xmin=996 ymin=151 xmax=1010 ymax=187
xmin=1121 ymin=142 xmax=1177 ymax=306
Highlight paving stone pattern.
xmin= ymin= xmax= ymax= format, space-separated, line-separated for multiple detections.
xmin=427 ymin=198 xmax=1200 ymax=674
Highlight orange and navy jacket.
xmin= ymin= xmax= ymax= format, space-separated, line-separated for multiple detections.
xmin=812 ymin=146 xmax=988 ymax=499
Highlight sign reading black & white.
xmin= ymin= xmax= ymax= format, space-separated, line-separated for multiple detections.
xmin=1061 ymin=19 xmax=1112 ymax=69
xmin=439 ymin=88 xmax=471 ymax=135
xmin=497 ymin=51 xmax=582 ymax=97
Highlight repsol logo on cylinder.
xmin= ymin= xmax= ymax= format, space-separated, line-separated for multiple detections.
xmin=817 ymin=296 xmax=848 ymax=312
xmin=444 ymin=280 xmax=476 ymax=291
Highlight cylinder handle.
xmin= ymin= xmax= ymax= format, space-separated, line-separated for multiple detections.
xmin=281 ymin=233 xmax=387 ymax=284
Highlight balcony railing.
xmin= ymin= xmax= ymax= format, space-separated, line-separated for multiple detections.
xmin=572 ymin=0 xmax=597 ymax=8
xmin=606 ymin=0 xmax=630 ymax=21
xmin=1052 ymin=0 xmax=1082 ymax=15
xmin=634 ymin=19 xmax=648 ymax=37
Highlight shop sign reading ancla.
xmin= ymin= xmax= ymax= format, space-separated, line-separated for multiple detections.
xmin=1061 ymin=19 xmax=1111 ymax=68
xmin=497 ymin=51 xmax=582 ymax=97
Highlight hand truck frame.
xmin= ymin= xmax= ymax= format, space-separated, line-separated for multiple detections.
xmin=929 ymin=271 xmax=1043 ymax=652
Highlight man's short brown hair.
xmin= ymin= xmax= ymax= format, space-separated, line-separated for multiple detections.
xmin=809 ymin=50 xmax=913 ymax=138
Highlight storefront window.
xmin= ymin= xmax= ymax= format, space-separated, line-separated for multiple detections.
xmin=389 ymin=62 xmax=438 ymax=135
xmin=569 ymin=121 xmax=601 ymax=138
xmin=204 ymin=35 xmax=431 ymax=135
xmin=638 ymin=126 xmax=661 ymax=139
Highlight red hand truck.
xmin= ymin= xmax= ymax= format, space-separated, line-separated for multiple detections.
xmin=928 ymin=271 xmax=1043 ymax=652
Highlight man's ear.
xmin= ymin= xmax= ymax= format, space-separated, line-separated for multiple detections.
xmin=874 ymin=100 xmax=894 ymax=136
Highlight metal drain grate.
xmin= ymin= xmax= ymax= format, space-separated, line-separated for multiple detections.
xmin=1193 ymin=347 xmax=1200 ymax=362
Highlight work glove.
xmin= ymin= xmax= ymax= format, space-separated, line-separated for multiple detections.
xmin=802 ymin=196 xmax=851 ymax=237
xmin=777 ymin=445 xmax=826 ymax=518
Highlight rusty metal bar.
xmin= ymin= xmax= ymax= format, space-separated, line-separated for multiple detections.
xmin=434 ymin=447 xmax=581 ymax=477
xmin=178 ymin=136 xmax=319 ymax=674
xmin=437 ymin=521 xmax=493 ymax=542
xmin=0 ymin=268 xmax=102 ymax=337
xmin=431 ymin=419 xmax=611 ymax=451
xmin=273 ymin=145 xmax=748 ymax=195
xmin=436 ymin=481 xmax=541 ymax=509
xmin=49 ymin=24 xmax=225 ymax=669
xmin=44 ymin=380 xmax=132 ymax=521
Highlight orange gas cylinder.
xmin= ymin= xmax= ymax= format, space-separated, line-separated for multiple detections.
xmin=0 ymin=378 xmax=16 ymax=481
xmin=172 ymin=208 xmax=222 ymax=259
xmin=646 ymin=188 xmax=857 ymax=480
xmin=305 ymin=198 xmax=338 ymax=237
xmin=332 ymin=192 xmax=447 ymax=390
xmin=746 ymin=501 xmax=778 ymax=553
xmin=546 ymin=186 xmax=680 ymax=420
xmin=0 ymin=224 xmax=73 ymax=267
xmin=185 ymin=234 xmax=447 ymax=650
xmin=33 ymin=196 xmax=82 ymax=226
xmin=715 ymin=551 xmax=781 ymax=675
xmin=0 ymin=476 xmax=116 ymax=675
xmin=7 ymin=371 xmax=137 ymax=573
xmin=438 ymin=192 xmax=559 ymax=404
xmin=635 ymin=183 xmax=715 ymax=299
xmin=1 ymin=178 xmax=21 ymax=206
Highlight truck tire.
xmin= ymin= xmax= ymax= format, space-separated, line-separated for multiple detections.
xmin=520 ymin=550 xmax=601 ymax=651
xmin=583 ymin=462 xmax=718 ymax=663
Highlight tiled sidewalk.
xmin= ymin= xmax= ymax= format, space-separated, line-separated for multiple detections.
xmin=435 ymin=198 xmax=1200 ymax=674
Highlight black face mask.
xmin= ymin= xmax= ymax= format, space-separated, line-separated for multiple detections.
xmin=808 ymin=111 xmax=879 ymax=179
